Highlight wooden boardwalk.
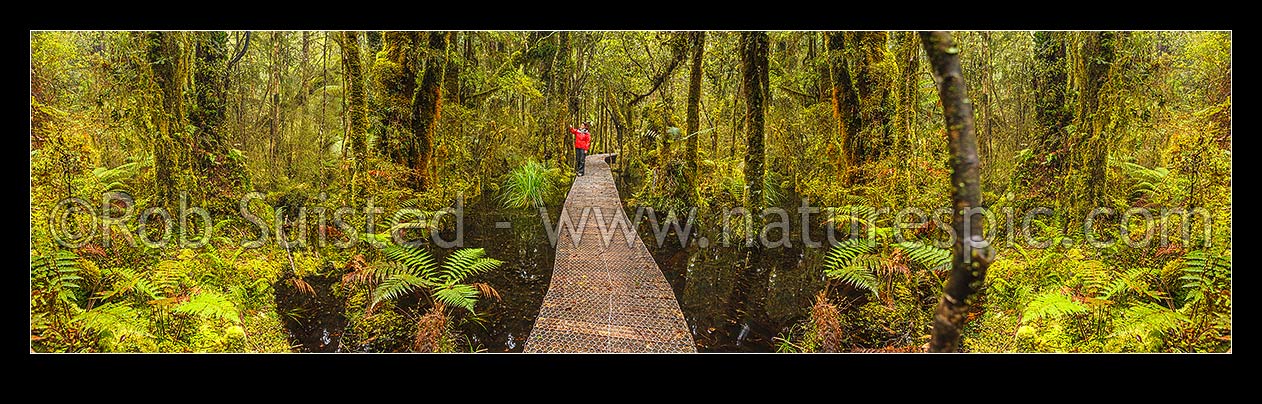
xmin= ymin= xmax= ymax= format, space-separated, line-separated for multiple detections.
xmin=524 ymin=153 xmax=696 ymax=353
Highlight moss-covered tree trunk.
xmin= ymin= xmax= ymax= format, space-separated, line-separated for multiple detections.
xmin=1023 ymin=32 xmax=1072 ymax=192
xmin=728 ymin=31 xmax=771 ymax=339
xmin=894 ymin=31 xmax=920 ymax=199
xmin=375 ymin=31 xmax=417 ymax=168
xmin=826 ymin=32 xmax=860 ymax=180
xmin=921 ymin=31 xmax=994 ymax=353
xmin=190 ymin=31 xmax=247 ymax=196
xmin=144 ymin=31 xmax=183 ymax=207
xmin=1076 ymin=31 xmax=1117 ymax=208
xmin=554 ymin=31 xmax=571 ymax=165
xmin=685 ymin=31 xmax=705 ymax=201
xmin=742 ymin=31 xmax=768 ymax=226
xmin=855 ymin=32 xmax=894 ymax=164
xmin=342 ymin=32 xmax=368 ymax=162
xmin=412 ymin=31 xmax=449 ymax=192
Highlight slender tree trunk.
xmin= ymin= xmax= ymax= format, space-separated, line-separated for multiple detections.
xmin=320 ymin=32 xmax=328 ymax=161
xmin=729 ymin=31 xmax=770 ymax=338
xmin=445 ymin=32 xmax=462 ymax=105
xmin=342 ymin=31 xmax=367 ymax=162
xmin=685 ymin=31 xmax=706 ymax=200
xmin=555 ymin=31 xmax=571 ymax=170
xmin=921 ymin=31 xmax=995 ymax=353
xmin=295 ymin=31 xmax=309 ymax=179
xmin=269 ymin=33 xmax=282 ymax=174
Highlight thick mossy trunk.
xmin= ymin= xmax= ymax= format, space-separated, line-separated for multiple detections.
xmin=1076 ymin=31 xmax=1117 ymax=209
xmin=191 ymin=31 xmax=247 ymax=196
xmin=1023 ymin=32 xmax=1072 ymax=192
xmin=894 ymin=31 xmax=919 ymax=155
xmin=375 ymin=31 xmax=417 ymax=168
xmin=412 ymin=31 xmax=449 ymax=192
xmin=742 ymin=31 xmax=768 ymax=224
xmin=921 ymin=31 xmax=994 ymax=353
xmin=854 ymin=32 xmax=894 ymax=163
xmin=826 ymin=32 xmax=860 ymax=180
xmin=144 ymin=31 xmax=183 ymax=207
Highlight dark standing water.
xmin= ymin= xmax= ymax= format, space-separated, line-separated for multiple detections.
xmin=614 ymin=175 xmax=833 ymax=352
xmin=450 ymin=198 xmax=559 ymax=352
xmin=274 ymin=195 xmax=560 ymax=353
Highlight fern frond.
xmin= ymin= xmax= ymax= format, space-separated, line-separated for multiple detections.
xmin=381 ymin=246 xmax=438 ymax=279
xmin=370 ymin=273 xmax=429 ymax=309
xmin=824 ymin=251 xmax=880 ymax=299
xmin=32 ymin=250 xmax=82 ymax=307
xmin=173 ymin=291 xmax=240 ymax=323
xmin=823 ymin=238 xmax=874 ymax=270
xmin=896 ymin=242 xmax=951 ymax=272
xmin=290 ymin=278 xmax=316 ymax=296
xmin=1111 ymin=302 xmax=1187 ymax=341
xmin=439 ymin=248 xmax=504 ymax=284
xmin=472 ymin=282 xmax=501 ymax=301
xmin=1022 ymin=290 xmax=1087 ymax=322
xmin=432 ymin=284 xmax=480 ymax=313
xmin=75 ymin=302 xmax=152 ymax=344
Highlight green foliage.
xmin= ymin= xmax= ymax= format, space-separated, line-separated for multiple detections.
xmin=75 ymin=303 xmax=152 ymax=350
xmin=500 ymin=159 xmax=561 ymax=209
xmin=174 ymin=291 xmax=240 ymax=323
xmin=31 ymin=250 xmax=83 ymax=308
xmin=822 ymin=239 xmax=878 ymax=298
xmin=1179 ymin=249 xmax=1231 ymax=306
xmin=370 ymin=246 xmax=504 ymax=314
xmin=1110 ymin=302 xmax=1186 ymax=348
xmin=896 ymin=242 xmax=951 ymax=273
xmin=1021 ymin=291 xmax=1086 ymax=322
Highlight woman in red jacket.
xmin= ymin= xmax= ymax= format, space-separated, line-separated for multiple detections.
xmin=568 ymin=121 xmax=592 ymax=176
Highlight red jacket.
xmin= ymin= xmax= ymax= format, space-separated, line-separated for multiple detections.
xmin=570 ymin=127 xmax=591 ymax=150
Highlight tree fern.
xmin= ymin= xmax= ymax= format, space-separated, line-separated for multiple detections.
xmin=1022 ymin=290 xmax=1087 ymax=322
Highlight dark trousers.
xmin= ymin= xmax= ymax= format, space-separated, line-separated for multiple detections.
xmin=575 ymin=148 xmax=587 ymax=175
